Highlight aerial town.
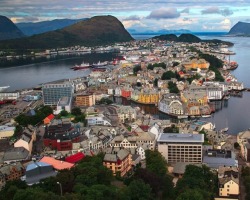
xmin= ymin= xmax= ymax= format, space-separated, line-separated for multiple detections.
xmin=0 ymin=38 xmax=249 ymax=199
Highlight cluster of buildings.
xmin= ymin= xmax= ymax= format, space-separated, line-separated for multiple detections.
xmin=0 ymin=38 xmax=247 ymax=199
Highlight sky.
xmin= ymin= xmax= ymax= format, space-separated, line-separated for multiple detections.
xmin=1 ymin=0 xmax=250 ymax=32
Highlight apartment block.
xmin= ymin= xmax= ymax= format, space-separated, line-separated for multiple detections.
xmin=157 ymin=133 xmax=204 ymax=163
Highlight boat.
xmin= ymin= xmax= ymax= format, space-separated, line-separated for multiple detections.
xmin=201 ymin=115 xmax=211 ymax=118
xmin=220 ymin=127 xmax=229 ymax=132
xmin=0 ymin=86 xmax=10 ymax=92
xmin=92 ymin=61 xmax=108 ymax=68
xmin=71 ymin=62 xmax=91 ymax=70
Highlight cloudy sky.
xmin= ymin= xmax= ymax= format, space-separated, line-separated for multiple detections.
xmin=1 ymin=0 xmax=250 ymax=32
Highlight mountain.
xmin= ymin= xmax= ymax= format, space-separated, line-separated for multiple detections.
xmin=228 ymin=21 xmax=250 ymax=36
xmin=16 ymin=18 xmax=87 ymax=36
xmin=153 ymin=33 xmax=233 ymax=46
xmin=153 ymin=33 xmax=201 ymax=43
xmin=0 ymin=16 xmax=24 ymax=41
xmin=0 ymin=15 xmax=134 ymax=50
xmin=128 ymin=29 xmax=191 ymax=35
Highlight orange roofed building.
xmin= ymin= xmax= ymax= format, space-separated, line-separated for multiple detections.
xmin=183 ymin=59 xmax=210 ymax=71
xmin=39 ymin=156 xmax=74 ymax=170
xmin=43 ymin=114 xmax=55 ymax=125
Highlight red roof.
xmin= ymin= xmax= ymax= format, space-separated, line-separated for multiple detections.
xmin=65 ymin=152 xmax=85 ymax=163
xmin=40 ymin=156 xmax=74 ymax=170
xmin=47 ymin=114 xmax=55 ymax=120
xmin=139 ymin=125 xmax=149 ymax=132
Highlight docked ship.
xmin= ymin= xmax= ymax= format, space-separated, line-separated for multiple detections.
xmin=92 ymin=61 xmax=108 ymax=68
xmin=71 ymin=62 xmax=91 ymax=70
xmin=0 ymin=86 xmax=10 ymax=92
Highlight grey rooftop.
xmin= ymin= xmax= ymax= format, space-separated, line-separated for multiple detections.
xmin=157 ymin=133 xmax=204 ymax=143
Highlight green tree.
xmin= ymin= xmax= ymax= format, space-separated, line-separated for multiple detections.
xmin=13 ymin=187 xmax=61 ymax=200
xmin=71 ymin=107 xmax=82 ymax=116
xmin=123 ymin=179 xmax=152 ymax=200
xmin=162 ymin=71 xmax=176 ymax=80
xmin=133 ymin=65 xmax=142 ymax=75
xmin=60 ymin=110 xmax=69 ymax=116
xmin=145 ymin=150 xmax=167 ymax=177
xmin=176 ymin=189 xmax=204 ymax=200
xmin=153 ymin=78 xmax=158 ymax=87
xmin=168 ymin=81 xmax=179 ymax=93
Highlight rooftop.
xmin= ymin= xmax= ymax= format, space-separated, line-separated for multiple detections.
xmin=157 ymin=133 xmax=204 ymax=143
xmin=39 ymin=156 xmax=74 ymax=170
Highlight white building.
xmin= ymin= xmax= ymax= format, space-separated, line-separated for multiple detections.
xmin=218 ymin=166 xmax=239 ymax=197
xmin=57 ymin=96 xmax=72 ymax=114
xmin=157 ymin=133 xmax=204 ymax=163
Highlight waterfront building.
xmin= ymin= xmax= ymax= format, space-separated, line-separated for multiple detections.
xmin=42 ymin=81 xmax=74 ymax=106
xmin=75 ymin=93 xmax=95 ymax=107
xmin=189 ymin=85 xmax=223 ymax=100
xmin=181 ymin=90 xmax=210 ymax=116
xmin=182 ymin=59 xmax=210 ymax=70
xmin=121 ymin=86 xmax=133 ymax=98
xmin=0 ymin=92 xmax=20 ymax=100
xmin=43 ymin=120 xmax=81 ymax=151
xmin=157 ymin=133 xmax=204 ymax=163
xmin=131 ymin=89 xmax=160 ymax=104
xmin=103 ymin=148 xmax=132 ymax=177
xmin=237 ymin=129 xmax=250 ymax=161
xmin=158 ymin=93 xmax=186 ymax=117
xmin=218 ymin=166 xmax=239 ymax=198
xmin=227 ymin=81 xmax=244 ymax=91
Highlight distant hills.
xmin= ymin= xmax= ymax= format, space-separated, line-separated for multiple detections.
xmin=153 ymin=34 xmax=201 ymax=43
xmin=153 ymin=33 xmax=233 ymax=46
xmin=128 ymin=29 xmax=192 ymax=35
xmin=228 ymin=21 xmax=250 ymax=36
xmin=0 ymin=16 xmax=24 ymax=41
xmin=0 ymin=15 xmax=134 ymax=50
xmin=16 ymin=18 xmax=87 ymax=36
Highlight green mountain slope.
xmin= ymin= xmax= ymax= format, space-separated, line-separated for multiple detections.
xmin=0 ymin=15 xmax=134 ymax=50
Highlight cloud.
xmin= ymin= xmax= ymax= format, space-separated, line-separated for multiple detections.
xmin=123 ymin=15 xmax=141 ymax=21
xmin=220 ymin=18 xmax=231 ymax=29
xmin=147 ymin=8 xmax=180 ymax=19
xmin=220 ymin=8 xmax=234 ymax=16
xmin=201 ymin=6 xmax=220 ymax=14
xmin=201 ymin=7 xmax=233 ymax=16
xmin=180 ymin=8 xmax=189 ymax=13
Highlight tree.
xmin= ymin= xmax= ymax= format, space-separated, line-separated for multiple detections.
xmin=162 ymin=71 xmax=176 ymax=80
xmin=145 ymin=150 xmax=167 ymax=177
xmin=71 ymin=107 xmax=82 ymax=116
xmin=133 ymin=65 xmax=142 ymax=75
xmin=13 ymin=187 xmax=61 ymax=200
xmin=60 ymin=110 xmax=69 ymax=116
xmin=176 ymin=189 xmax=204 ymax=200
xmin=153 ymin=78 xmax=158 ymax=87
xmin=123 ymin=179 xmax=152 ymax=200
xmin=99 ymin=98 xmax=113 ymax=105
xmin=168 ymin=81 xmax=179 ymax=93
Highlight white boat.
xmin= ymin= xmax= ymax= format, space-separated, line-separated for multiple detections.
xmin=201 ymin=115 xmax=211 ymax=118
xmin=220 ymin=127 xmax=229 ymax=132
xmin=0 ymin=86 xmax=10 ymax=92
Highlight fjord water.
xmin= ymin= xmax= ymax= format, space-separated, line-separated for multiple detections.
xmin=0 ymin=35 xmax=250 ymax=134
xmin=0 ymin=52 xmax=114 ymax=91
